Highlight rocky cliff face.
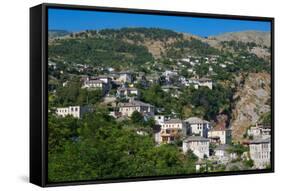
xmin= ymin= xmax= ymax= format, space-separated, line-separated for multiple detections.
xmin=230 ymin=72 xmax=271 ymax=141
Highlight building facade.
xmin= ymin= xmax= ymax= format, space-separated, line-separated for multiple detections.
xmin=185 ymin=117 xmax=210 ymax=138
xmin=185 ymin=78 xmax=213 ymax=90
xmin=159 ymin=119 xmax=186 ymax=144
xmin=118 ymin=72 xmax=132 ymax=83
xmin=214 ymin=144 xmax=237 ymax=164
xmin=208 ymin=127 xmax=232 ymax=144
xmin=81 ymin=76 xmax=111 ymax=95
xmin=117 ymin=87 xmax=140 ymax=98
xmin=183 ymin=136 xmax=210 ymax=159
xmin=249 ymin=138 xmax=271 ymax=169
xmin=248 ymin=123 xmax=271 ymax=139
xmin=118 ymin=100 xmax=154 ymax=117
xmin=56 ymin=106 xmax=90 ymax=118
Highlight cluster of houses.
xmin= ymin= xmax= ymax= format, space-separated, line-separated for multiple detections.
xmin=56 ymin=68 xmax=214 ymax=122
xmin=51 ymin=62 xmax=271 ymax=170
xmin=161 ymin=69 xmax=213 ymax=90
xmin=153 ymin=115 xmax=232 ymax=161
xmin=152 ymin=114 xmax=271 ymax=169
xmin=174 ymin=55 xmax=234 ymax=78
xmin=55 ymin=102 xmax=271 ymax=170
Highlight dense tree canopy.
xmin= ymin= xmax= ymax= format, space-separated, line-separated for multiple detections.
xmin=48 ymin=109 xmax=198 ymax=182
xmin=140 ymin=84 xmax=233 ymax=120
xmin=49 ymin=36 xmax=153 ymax=70
xmin=48 ymin=77 xmax=103 ymax=107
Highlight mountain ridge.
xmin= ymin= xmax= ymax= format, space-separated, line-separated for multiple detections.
xmin=208 ymin=30 xmax=270 ymax=47
xmin=49 ymin=28 xmax=270 ymax=46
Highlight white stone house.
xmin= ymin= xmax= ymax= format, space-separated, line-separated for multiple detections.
xmin=247 ymin=125 xmax=262 ymax=138
xmin=185 ymin=117 xmax=210 ymax=138
xmin=154 ymin=115 xmax=170 ymax=125
xmin=82 ymin=76 xmax=111 ymax=94
xmin=118 ymin=100 xmax=154 ymax=117
xmin=208 ymin=127 xmax=232 ymax=145
xmin=220 ymin=63 xmax=227 ymax=68
xmin=214 ymin=144 xmax=237 ymax=164
xmin=183 ymin=136 xmax=210 ymax=159
xmin=186 ymin=78 xmax=213 ymax=90
xmin=98 ymin=76 xmax=112 ymax=84
xmin=181 ymin=58 xmax=190 ymax=62
xmin=159 ymin=119 xmax=186 ymax=144
xmin=117 ymin=87 xmax=140 ymax=98
xmin=82 ymin=78 xmax=106 ymax=93
xmin=118 ymin=72 xmax=132 ymax=83
xmin=198 ymin=78 xmax=213 ymax=89
xmin=162 ymin=70 xmax=178 ymax=83
xmin=56 ymin=106 xmax=90 ymax=119
xmin=249 ymin=137 xmax=271 ymax=169
xmin=248 ymin=123 xmax=271 ymax=139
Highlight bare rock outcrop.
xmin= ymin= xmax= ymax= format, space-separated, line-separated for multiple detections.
xmin=230 ymin=72 xmax=271 ymax=142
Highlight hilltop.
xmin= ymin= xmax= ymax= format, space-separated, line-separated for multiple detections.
xmin=48 ymin=29 xmax=71 ymax=38
xmin=208 ymin=30 xmax=270 ymax=47
xmin=48 ymin=28 xmax=270 ymax=62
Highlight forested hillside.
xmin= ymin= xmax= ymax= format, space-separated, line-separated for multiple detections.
xmin=47 ymin=27 xmax=272 ymax=181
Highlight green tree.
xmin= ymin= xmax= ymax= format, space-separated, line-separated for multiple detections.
xmin=131 ymin=111 xmax=144 ymax=124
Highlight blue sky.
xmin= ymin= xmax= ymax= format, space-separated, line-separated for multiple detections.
xmin=48 ymin=8 xmax=271 ymax=37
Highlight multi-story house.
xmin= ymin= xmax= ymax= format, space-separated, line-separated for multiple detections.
xmin=81 ymin=77 xmax=106 ymax=93
xmin=208 ymin=126 xmax=232 ymax=145
xmin=185 ymin=78 xmax=213 ymax=90
xmin=116 ymin=87 xmax=140 ymax=98
xmin=56 ymin=105 xmax=91 ymax=119
xmin=185 ymin=117 xmax=210 ymax=138
xmin=118 ymin=72 xmax=132 ymax=83
xmin=118 ymin=100 xmax=154 ymax=117
xmin=162 ymin=70 xmax=178 ymax=83
xmin=154 ymin=115 xmax=171 ymax=125
xmin=183 ymin=136 xmax=210 ymax=159
xmin=159 ymin=119 xmax=186 ymax=144
xmin=214 ymin=144 xmax=237 ymax=164
xmin=247 ymin=123 xmax=271 ymax=139
xmin=81 ymin=76 xmax=111 ymax=95
xmin=249 ymin=137 xmax=271 ymax=169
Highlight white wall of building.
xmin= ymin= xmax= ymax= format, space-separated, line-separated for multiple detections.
xmin=188 ymin=123 xmax=209 ymax=138
xmin=249 ymin=141 xmax=271 ymax=169
xmin=183 ymin=140 xmax=210 ymax=159
xmin=208 ymin=130 xmax=231 ymax=144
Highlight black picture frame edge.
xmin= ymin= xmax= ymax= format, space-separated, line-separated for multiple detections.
xmin=29 ymin=3 xmax=275 ymax=188
xmin=30 ymin=4 xmax=44 ymax=187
